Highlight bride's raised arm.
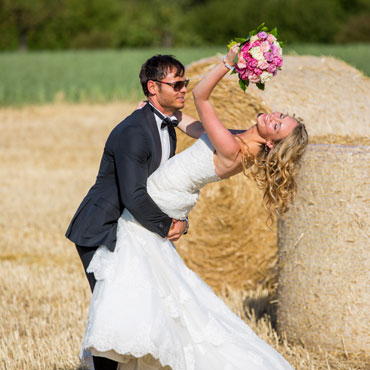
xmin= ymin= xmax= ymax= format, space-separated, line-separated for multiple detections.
xmin=192 ymin=44 xmax=241 ymax=161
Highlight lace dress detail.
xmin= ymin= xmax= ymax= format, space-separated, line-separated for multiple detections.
xmin=81 ymin=134 xmax=293 ymax=370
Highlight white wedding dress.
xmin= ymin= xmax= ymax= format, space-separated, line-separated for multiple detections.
xmin=81 ymin=134 xmax=293 ymax=370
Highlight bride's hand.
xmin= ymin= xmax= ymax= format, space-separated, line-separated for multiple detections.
xmin=224 ymin=43 xmax=240 ymax=68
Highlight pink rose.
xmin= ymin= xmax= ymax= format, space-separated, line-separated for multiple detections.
xmin=248 ymin=73 xmax=261 ymax=83
xmin=252 ymin=40 xmax=262 ymax=48
xmin=264 ymin=52 xmax=274 ymax=62
xmin=267 ymin=64 xmax=277 ymax=73
xmin=270 ymin=43 xmax=277 ymax=55
xmin=257 ymin=31 xmax=268 ymax=40
xmin=241 ymin=42 xmax=251 ymax=52
xmin=273 ymin=56 xmax=283 ymax=68
xmin=260 ymin=41 xmax=270 ymax=53
xmin=235 ymin=65 xmax=243 ymax=74
xmin=247 ymin=58 xmax=258 ymax=70
xmin=254 ymin=68 xmax=263 ymax=76
xmin=238 ymin=53 xmax=246 ymax=64
xmin=237 ymin=61 xmax=247 ymax=70
xmin=240 ymin=69 xmax=252 ymax=80
xmin=258 ymin=60 xmax=269 ymax=70
xmin=274 ymin=42 xmax=282 ymax=56
xmin=243 ymin=49 xmax=251 ymax=60
xmin=267 ymin=34 xmax=276 ymax=43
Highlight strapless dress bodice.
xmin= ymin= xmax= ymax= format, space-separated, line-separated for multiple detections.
xmin=147 ymin=134 xmax=221 ymax=220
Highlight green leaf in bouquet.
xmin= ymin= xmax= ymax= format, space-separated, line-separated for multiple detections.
xmin=227 ymin=40 xmax=238 ymax=50
xmin=279 ymin=41 xmax=285 ymax=48
xmin=256 ymin=23 xmax=265 ymax=32
xmin=234 ymin=37 xmax=247 ymax=43
xmin=233 ymin=54 xmax=239 ymax=63
xmin=261 ymin=26 xmax=268 ymax=32
xmin=270 ymin=27 xmax=278 ymax=37
xmin=256 ymin=83 xmax=265 ymax=91
xmin=231 ymin=69 xmax=236 ymax=75
xmin=239 ymin=79 xmax=247 ymax=92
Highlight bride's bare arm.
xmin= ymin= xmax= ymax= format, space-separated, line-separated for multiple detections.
xmin=192 ymin=44 xmax=240 ymax=160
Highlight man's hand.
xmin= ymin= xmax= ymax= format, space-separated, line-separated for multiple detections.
xmin=166 ymin=219 xmax=187 ymax=241
xmin=135 ymin=100 xmax=147 ymax=110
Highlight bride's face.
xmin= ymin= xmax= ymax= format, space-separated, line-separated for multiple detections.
xmin=256 ymin=112 xmax=298 ymax=143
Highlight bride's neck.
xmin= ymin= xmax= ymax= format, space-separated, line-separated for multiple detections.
xmin=237 ymin=125 xmax=264 ymax=157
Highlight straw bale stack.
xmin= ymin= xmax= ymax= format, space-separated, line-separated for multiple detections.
xmin=277 ymin=144 xmax=370 ymax=353
xmin=176 ymin=55 xmax=370 ymax=353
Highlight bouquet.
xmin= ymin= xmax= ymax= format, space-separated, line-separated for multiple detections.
xmin=228 ymin=23 xmax=284 ymax=91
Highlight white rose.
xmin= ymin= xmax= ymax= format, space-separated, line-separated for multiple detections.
xmin=260 ymin=71 xmax=273 ymax=83
xmin=250 ymin=35 xmax=258 ymax=44
xmin=249 ymin=47 xmax=264 ymax=61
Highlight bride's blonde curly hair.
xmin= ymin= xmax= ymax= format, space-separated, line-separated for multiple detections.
xmin=240 ymin=116 xmax=308 ymax=223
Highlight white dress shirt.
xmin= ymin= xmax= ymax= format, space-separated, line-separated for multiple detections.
xmin=149 ymin=104 xmax=171 ymax=167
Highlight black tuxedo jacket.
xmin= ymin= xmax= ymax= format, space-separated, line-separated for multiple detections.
xmin=66 ymin=104 xmax=177 ymax=251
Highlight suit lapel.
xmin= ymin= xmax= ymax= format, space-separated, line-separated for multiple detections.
xmin=143 ymin=104 xmax=162 ymax=170
xmin=168 ymin=126 xmax=177 ymax=158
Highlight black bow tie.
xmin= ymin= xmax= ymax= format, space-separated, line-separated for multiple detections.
xmin=161 ymin=116 xmax=179 ymax=129
xmin=149 ymin=103 xmax=178 ymax=129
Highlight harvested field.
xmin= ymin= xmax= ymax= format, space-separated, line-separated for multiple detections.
xmin=1 ymin=55 xmax=369 ymax=369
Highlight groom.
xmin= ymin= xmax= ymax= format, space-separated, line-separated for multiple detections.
xmin=66 ymin=54 xmax=203 ymax=370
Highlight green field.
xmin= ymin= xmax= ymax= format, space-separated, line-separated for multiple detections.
xmin=0 ymin=44 xmax=369 ymax=106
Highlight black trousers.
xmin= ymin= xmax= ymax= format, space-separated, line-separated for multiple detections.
xmin=76 ymin=244 xmax=118 ymax=370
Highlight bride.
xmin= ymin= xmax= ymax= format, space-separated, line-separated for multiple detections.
xmin=80 ymin=44 xmax=308 ymax=370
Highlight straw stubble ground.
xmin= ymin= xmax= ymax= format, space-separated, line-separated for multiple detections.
xmin=0 ymin=101 xmax=368 ymax=369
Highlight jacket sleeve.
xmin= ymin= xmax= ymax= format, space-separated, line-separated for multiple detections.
xmin=111 ymin=125 xmax=172 ymax=237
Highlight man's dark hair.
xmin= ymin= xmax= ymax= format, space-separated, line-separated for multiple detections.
xmin=139 ymin=54 xmax=185 ymax=96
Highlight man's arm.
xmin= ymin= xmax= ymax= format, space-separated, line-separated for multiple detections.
xmin=112 ymin=125 xmax=173 ymax=237
xmin=176 ymin=114 xmax=245 ymax=138
xmin=134 ymin=101 xmax=204 ymax=139
xmin=174 ymin=111 xmax=204 ymax=139
xmin=229 ymin=129 xmax=246 ymax=135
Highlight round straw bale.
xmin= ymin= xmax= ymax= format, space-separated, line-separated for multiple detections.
xmin=277 ymin=143 xmax=370 ymax=353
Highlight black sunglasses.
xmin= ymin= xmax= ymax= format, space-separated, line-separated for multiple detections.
xmin=152 ymin=79 xmax=190 ymax=91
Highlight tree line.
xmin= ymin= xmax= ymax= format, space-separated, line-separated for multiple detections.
xmin=0 ymin=0 xmax=369 ymax=50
